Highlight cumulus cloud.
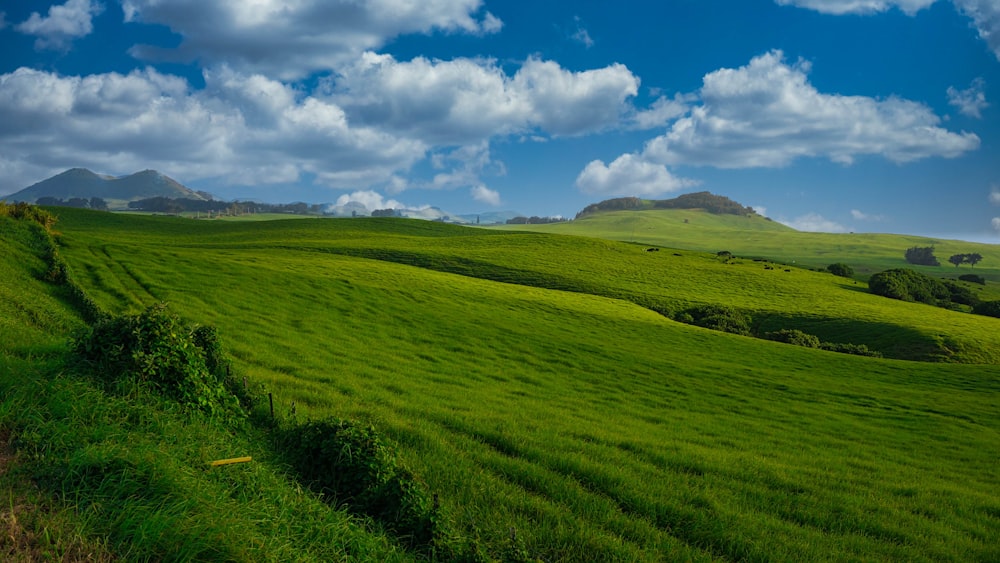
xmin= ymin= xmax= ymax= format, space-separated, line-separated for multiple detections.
xmin=641 ymin=50 xmax=979 ymax=168
xmin=575 ymin=153 xmax=699 ymax=196
xmin=851 ymin=209 xmax=885 ymax=220
xmin=990 ymin=185 xmax=1000 ymax=204
xmin=993 ymin=217 xmax=1000 ymax=231
xmin=631 ymin=94 xmax=692 ymax=130
xmin=774 ymin=0 xmax=935 ymax=14
xmin=0 ymin=66 xmax=425 ymax=194
xmin=780 ymin=213 xmax=849 ymax=232
xmin=335 ymin=190 xmax=404 ymax=210
xmin=122 ymin=0 xmax=502 ymax=79
xmin=16 ymin=0 xmax=104 ymax=51
xmin=953 ymin=0 xmax=1000 ymax=60
xmin=947 ymin=77 xmax=988 ymax=118
xmin=471 ymin=185 xmax=501 ymax=205
xmin=334 ymin=53 xmax=640 ymax=143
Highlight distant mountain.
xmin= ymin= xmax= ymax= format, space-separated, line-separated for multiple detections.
xmin=5 ymin=168 xmax=210 ymax=207
xmin=576 ymin=192 xmax=757 ymax=219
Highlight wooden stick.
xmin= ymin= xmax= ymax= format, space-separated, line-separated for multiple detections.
xmin=209 ymin=456 xmax=252 ymax=467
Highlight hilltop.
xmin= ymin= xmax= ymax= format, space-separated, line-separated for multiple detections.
xmin=575 ymin=192 xmax=760 ymax=219
xmin=4 ymin=168 xmax=210 ymax=209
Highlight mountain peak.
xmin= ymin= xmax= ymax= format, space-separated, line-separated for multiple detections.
xmin=6 ymin=168 xmax=209 ymax=207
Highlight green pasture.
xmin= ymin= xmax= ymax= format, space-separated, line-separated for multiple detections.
xmin=498 ymin=209 xmax=1000 ymax=286
xmin=2 ymin=209 xmax=999 ymax=561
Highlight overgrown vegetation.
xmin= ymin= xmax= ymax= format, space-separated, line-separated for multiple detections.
xmin=868 ymin=268 xmax=979 ymax=310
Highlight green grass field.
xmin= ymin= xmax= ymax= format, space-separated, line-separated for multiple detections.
xmin=2 ymin=208 xmax=999 ymax=561
xmin=497 ymin=209 xmax=1000 ymax=285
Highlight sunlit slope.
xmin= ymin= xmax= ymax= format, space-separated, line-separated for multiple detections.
xmin=501 ymin=209 xmax=1000 ymax=282
xmin=55 ymin=209 xmax=1000 ymax=363
xmin=49 ymin=209 xmax=1000 ymax=561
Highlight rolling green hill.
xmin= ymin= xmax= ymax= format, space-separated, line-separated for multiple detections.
xmin=496 ymin=207 xmax=1000 ymax=284
xmin=2 ymin=208 xmax=999 ymax=561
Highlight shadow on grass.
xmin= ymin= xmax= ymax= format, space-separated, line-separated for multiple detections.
xmin=753 ymin=313 xmax=951 ymax=362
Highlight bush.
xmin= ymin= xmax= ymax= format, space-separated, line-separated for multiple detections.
xmin=818 ymin=342 xmax=883 ymax=358
xmin=959 ymin=274 xmax=986 ymax=285
xmin=868 ymin=269 xmax=950 ymax=304
xmin=679 ymin=305 xmax=752 ymax=336
xmin=942 ymin=280 xmax=979 ymax=307
xmin=972 ymin=300 xmax=1000 ymax=318
xmin=826 ymin=263 xmax=854 ymax=278
xmin=72 ymin=303 xmax=243 ymax=420
xmin=281 ymin=418 xmax=435 ymax=548
xmin=765 ymin=329 xmax=820 ymax=348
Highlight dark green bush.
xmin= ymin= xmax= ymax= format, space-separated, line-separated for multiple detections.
xmin=765 ymin=329 xmax=820 ymax=348
xmin=868 ymin=269 xmax=950 ymax=304
xmin=942 ymin=280 xmax=978 ymax=307
xmin=958 ymin=274 xmax=986 ymax=285
xmin=818 ymin=342 xmax=883 ymax=358
xmin=281 ymin=418 xmax=435 ymax=548
xmin=972 ymin=300 xmax=1000 ymax=318
xmin=679 ymin=305 xmax=752 ymax=336
xmin=826 ymin=263 xmax=854 ymax=278
xmin=72 ymin=303 xmax=242 ymax=420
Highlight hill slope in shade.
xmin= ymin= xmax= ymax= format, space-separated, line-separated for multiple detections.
xmin=4 ymin=168 xmax=209 ymax=206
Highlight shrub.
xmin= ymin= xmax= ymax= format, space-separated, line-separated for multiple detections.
xmin=868 ymin=269 xmax=949 ymax=304
xmin=972 ymin=300 xmax=1000 ymax=319
xmin=765 ymin=329 xmax=820 ymax=348
xmin=826 ymin=263 xmax=854 ymax=278
xmin=818 ymin=342 xmax=883 ymax=358
xmin=959 ymin=274 xmax=986 ymax=285
xmin=942 ymin=280 xmax=978 ymax=307
xmin=679 ymin=305 xmax=752 ymax=336
xmin=281 ymin=418 xmax=435 ymax=548
xmin=72 ymin=303 xmax=243 ymax=420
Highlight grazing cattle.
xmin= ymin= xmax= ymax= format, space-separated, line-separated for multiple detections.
xmin=645 ymin=248 xmax=659 ymax=252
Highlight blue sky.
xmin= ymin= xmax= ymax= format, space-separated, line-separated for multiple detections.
xmin=1 ymin=0 xmax=998 ymax=240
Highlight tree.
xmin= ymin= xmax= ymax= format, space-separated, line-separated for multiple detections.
xmin=967 ymin=253 xmax=983 ymax=268
xmin=89 ymin=197 xmax=108 ymax=211
xmin=827 ymin=263 xmax=854 ymax=278
xmin=948 ymin=254 xmax=966 ymax=268
xmin=904 ymin=246 xmax=940 ymax=267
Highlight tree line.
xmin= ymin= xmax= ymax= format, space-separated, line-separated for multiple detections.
xmin=905 ymin=246 xmax=983 ymax=268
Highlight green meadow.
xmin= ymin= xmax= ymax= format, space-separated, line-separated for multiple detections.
xmin=2 ymin=207 xmax=999 ymax=561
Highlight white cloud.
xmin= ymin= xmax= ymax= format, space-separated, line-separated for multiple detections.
xmin=122 ymin=0 xmax=501 ymax=79
xmin=575 ymin=153 xmax=699 ymax=196
xmin=335 ymin=53 xmax=640 ymax=142
xmin=993 ymin=217 xmax=1000 ymax=231
xmin=631 ymin=94 xmax=692 ymax=130
xmin=774 ymin=0 xmax=936 ymax=14
xmin=948 ymin=77 xmax=989 ymax=118
xmin=0 ymin=67 xmax=426 ymax=195
xmin=471 ymin=184 xmax=501 ymax=205
xmin=571 ymin=17 xmax=594 ymax=48
xmin=990 ymin=185 xmax=1000 ymax=204
xmin=953 ymin=0 xmax=1000 ymax=60
xmin=780 ymin=213 xmax=849 ymax=232
xmin=851 ymin=209 xmax=885 ymax=220
xmin=16 ymin=0 xmax=104 ymax=51
xmin=642 ymin=51 xmax=979 ymax=168
xmin=335 ymin=190 xmax=403 ymax=210
xmin=752 ymin=205 xmax=769 ymax=217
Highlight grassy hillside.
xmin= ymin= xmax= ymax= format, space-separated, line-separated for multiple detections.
xmin=499 ymin=209 xmax=1000 ymax=285
xmin=3 ymin=208 xmax=999 ymax=561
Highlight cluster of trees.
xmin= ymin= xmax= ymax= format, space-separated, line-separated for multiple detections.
xmin=904 ymin=246 xmax=940 ymax=266
xmin=371 ymin=209 xmax=399 ymax=217
xmin=35 ymin=196 xmax=108 ymax=210
xmin=575 ymin=192 xmax=757 ymax=219
xmin=868 ymin=268 xmax=978 ymax=309
xmin=826 ymin=263 xmax=854 ymax=278
xmin=947 ymin=253 xmax=983 ymax=268
xmin=651 ymin=191 xmax=756 ymax=216
xmin=128 ymin=197 xmax=322 ymax=216
xmin=506 ymin=216 xmax=568 ymax=225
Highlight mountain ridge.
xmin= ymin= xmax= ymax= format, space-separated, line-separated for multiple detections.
xmin=4 ymin=168 xmax=210 ymax=206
